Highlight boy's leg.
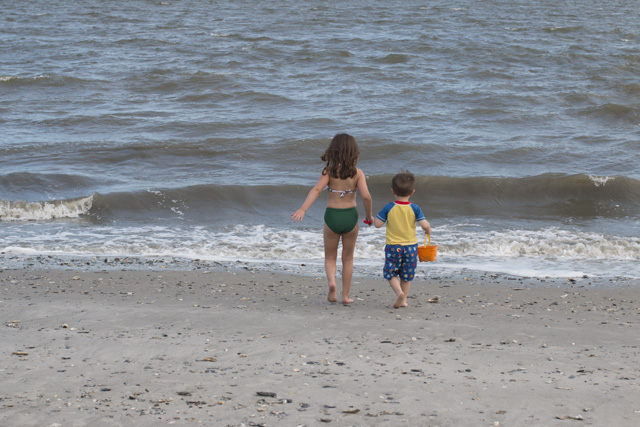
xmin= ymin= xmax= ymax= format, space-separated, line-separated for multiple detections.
xmin=323 ymin=225 xmax=340 ymax=302
xmin=389 ymin=276 xmax=405 ymax=308
xmin=396 ymin=245 xmax=417 ymax=308
xmin=384 ymin=244 xmax=405 ymax=308
xmin=338 ymin=224 xmax=359 ymax=304
xmin=399 ymin=280 xmax=410 ymax=307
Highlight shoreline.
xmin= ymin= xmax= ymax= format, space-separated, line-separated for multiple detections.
xmin=1 ymin=252 xmax=638 ymax=286
xmin=1 ymin=262 xmax=639 ymax=425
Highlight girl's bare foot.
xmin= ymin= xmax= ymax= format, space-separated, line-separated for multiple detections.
xmin=342 ymin=297 xmax=354 ymax=304
xmin=393 ymin=292 xmax=405 ymax=309
xmin=328 ymin=283 xmax=337 ymax=303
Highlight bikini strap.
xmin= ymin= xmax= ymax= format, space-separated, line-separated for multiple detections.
xmin=326 ymin=186 xmax=356 ymax=198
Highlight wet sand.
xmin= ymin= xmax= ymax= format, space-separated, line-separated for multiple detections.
xmin=1 ymin=265 xmax=639 ymax=426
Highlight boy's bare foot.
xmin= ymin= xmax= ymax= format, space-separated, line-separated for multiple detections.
xmin=393 ymin=292 xmax=405 ymax=309
xmin=327 ymin=283 xmax=337 ymax=303
xmin=342 ymin=297 xmax=354 ymax=304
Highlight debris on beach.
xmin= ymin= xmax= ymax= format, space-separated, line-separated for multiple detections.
xmin=366 ymin=410 xmax=404 ymax=417
xmin=5 ymin=320 xmax=21 ymax=328
xmin=257 ymin=398 xmax=292 ymax=405
xmin=256 ymin=391 xmax=277 ymax=398
xmin=556 ymin=415 xmax=584 ymax=420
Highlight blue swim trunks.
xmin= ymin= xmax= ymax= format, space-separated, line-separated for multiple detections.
xmin=383 ymin=244 xmax=418 ymax=281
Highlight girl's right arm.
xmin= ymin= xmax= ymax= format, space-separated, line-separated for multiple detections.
xmin=291 ymin=173 xmax=329 ymax=222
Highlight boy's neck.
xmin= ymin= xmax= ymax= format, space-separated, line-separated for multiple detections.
xmin=395 ymin=196 xmax=411 ymax=203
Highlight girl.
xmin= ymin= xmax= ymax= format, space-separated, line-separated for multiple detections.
xmin=292 ymin=133 xmax=374 ymax=304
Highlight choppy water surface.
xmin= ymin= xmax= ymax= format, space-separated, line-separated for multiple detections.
xmin=1 ymin=0 xmax=639 ymax=278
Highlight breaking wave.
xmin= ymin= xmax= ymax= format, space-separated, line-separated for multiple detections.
xmin=0 ymin=195 xmax=94 ymax=221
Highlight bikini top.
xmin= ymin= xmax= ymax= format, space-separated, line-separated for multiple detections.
xmin=326 ymin=186 xmax=356 ymax=198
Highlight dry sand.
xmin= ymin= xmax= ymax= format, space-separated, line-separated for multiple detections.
xmin=1 ymin=264 xmax=639 ymax=426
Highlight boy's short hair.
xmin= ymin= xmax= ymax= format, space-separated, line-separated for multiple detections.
xmin=392 ymin=170 xmax=415 ymax=197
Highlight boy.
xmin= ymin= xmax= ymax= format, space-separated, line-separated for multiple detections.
xmin=374 ymin=171 xmax=432 ymax=308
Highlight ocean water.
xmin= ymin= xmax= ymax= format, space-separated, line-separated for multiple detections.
xmin=1 ymin=0 xmax=639 ymax=279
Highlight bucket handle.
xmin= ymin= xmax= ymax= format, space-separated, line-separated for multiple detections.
xmin=424 ymin=233 xmax=431 ymax=246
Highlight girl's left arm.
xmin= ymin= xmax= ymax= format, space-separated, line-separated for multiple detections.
xmin=356 ymin=169 xmax=374 ymax=225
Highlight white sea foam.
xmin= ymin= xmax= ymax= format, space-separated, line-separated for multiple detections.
xmin=588 ymin=175 xmax=615 ymax=187
xmin=433 ymin=227 xmax=640 ymax=260
xmin=0 ymin=74 xmax=50 ymax=82
xmin=2 ymin=223 xmax=638 ymax=278
xmin=0 ymin=196 xmax=94 ymax=221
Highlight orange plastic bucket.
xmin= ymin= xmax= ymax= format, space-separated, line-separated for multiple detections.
xmin=418 ymin=234 xmax=438 ymax=262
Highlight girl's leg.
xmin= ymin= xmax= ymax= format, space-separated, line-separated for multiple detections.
xmin=323 ymin=224 xmax=340 ymax=302
xmin=389 ymin=276 xmax=405 ymax=308
xmin=339 ymin=224 xmax=359 ymax=304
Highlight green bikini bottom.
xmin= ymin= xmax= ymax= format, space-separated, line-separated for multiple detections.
xmin=324 ymin=207 xmax=358 ymax=234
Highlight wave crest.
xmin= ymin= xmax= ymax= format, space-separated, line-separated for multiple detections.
xmin=0 ymin=195 xmax=94 ymax=221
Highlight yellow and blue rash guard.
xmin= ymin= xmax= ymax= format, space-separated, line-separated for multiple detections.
xmin=376 ymin=201 xmax=426 ymax=245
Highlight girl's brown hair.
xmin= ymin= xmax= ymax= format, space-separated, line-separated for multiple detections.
xmin=321 ymin=133 xmax=359 ymax=179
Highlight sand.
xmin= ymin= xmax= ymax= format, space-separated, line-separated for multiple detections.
xmin=1 ymin=263 xmax=639 ymax=426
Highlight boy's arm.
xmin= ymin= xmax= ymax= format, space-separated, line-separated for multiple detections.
xmin=412 ymin=204 xmax=431 ymax=235
xmin=373 ymin=202 xmax=390 ymax=228
xmin=417 ymin=219 xmax=432 ymax=235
